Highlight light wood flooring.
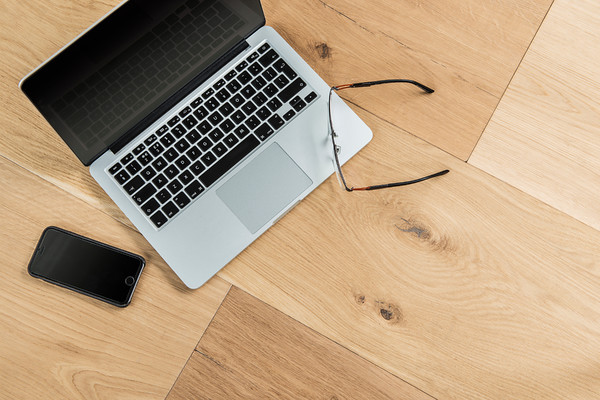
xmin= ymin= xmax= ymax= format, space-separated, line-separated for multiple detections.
xmin=1 ymin=0 xmax=599 ymax=399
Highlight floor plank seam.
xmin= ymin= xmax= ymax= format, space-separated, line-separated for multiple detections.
xmin=465 ymin=0 xmax=557 ymax=162
xmin=205 ymin=285 xmax=439 ymax=400
xmin=165 ymin=283 xmax=233 ymax=399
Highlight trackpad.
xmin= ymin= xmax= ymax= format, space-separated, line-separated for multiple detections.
xmin=217 ymin=143 xmax=312 ymax=233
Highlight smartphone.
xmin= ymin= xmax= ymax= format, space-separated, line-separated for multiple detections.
xmin=28 ymin=227 xmax=145 ymax=307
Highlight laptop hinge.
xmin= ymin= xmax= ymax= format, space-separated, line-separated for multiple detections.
xmin=109 ymin=39 xmax=250 ymax=155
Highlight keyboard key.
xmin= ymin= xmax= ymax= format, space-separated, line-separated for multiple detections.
xmin=238 ymin=71 xmax=252 ymax=85
xmin=175 ymin=138 xmax=190 ymax=153
xmin=241 ymin=85 xmax=256 ymax=99
xmin=190 ymin=160 xmax=206 ymax=175
xmin=293 ymin=99 xmax=307 ymax=112
xmin=248 ymin=51 xmax=260 ymax=61
xmin=164 ymin=148 xmax=178 ymax=163
xmin=214 ymin=79 xmax=226 ymax=90
xmin=201 ymin=151 xmax=217 ymax=167
xmin=191 ymin=97 xmax=202 ymax=108
xmin=231 ymin=110 xmax=245 ymax=124
xmin=179 ymin=170 xmax=194 ymax=185
xmin=142 ymin=198 xmax=160 ymax=216
xmin=160 ymin=132 xmax=175 ymax=147
xmin=264 ymin=83 xmax=278 ymax=98
xmin=199 ymin=137 xmax=213 ymax=151
xmin=305 ymin=91 xmax=317 ymax=103
xmin=275 ymin=75 xmax=290 ymax=89
xmin=234 ymin=124 xmax=250 ymax=139
xmin=207 ymin=127 xmax=223 ymax=143
xmin=164 ymin=165 xmax=179 ymax=180
xmin=230 ymin=94 xmax=244 ymax=108
xmin=205 ymin=98 xmax=220 ymax=111
xmin=256 ymin=106 xmax=271 ymax=121
xmin=259 ymin=49 xmax=279 ymax=67
xmin=251 ymin=76 xmax=267 ymax=90
xmin=179 ymin=106 xmax=192 ymax=118
xmin=212 ymin=142 xmax=227 ymax=157
xmin=249 ymin=62 xmax=263 ymax=75
xmin=132 ymin=144 xmax=145 ymax=155
xmin=219 ymin=102 xmax=234 ymax=117
xmin=262 ymin=67 xmax=277 ymax=81
xmin=185 ymin=181 xmax=204 ymax=199
xmin=197 ymin=121 xmax=212 ymax=135
xmin=193 ymin=106 xmax=209 ymax=120
xmin=246 ymin=116 xmax=260 ymax=129
xmin=242 ymin=101 xmax=258 ymax=115
xmin=200 ymin=135 xmax=260 ymax=187
xmin=156 ymin=125 xmax=169 ymax=136
xmin=168 ymin=116 xmax=180 ymax=127
xmin=162 ymin=201 xmax=179 ymax=218
xmin=255 ymin=123 xmax=275 ymax=141
xmin=186 ymin=128 xmax=201 ymax=144
xmin=253 ymin=92 xmax=268 ymax=106
xmin=124 ymin=175 xmax=144 ymax=195
xmin=186 ymin=146 xmax=202 ymax=161
xmin=126 ymin=160 xmax=142 ymax=175
xmin=267 ymin=98 xmax=282 ymax=112
xmin=273 ymin=60 xmax=297 ymax=80
xmin=216 ymin=89 xmax=230 ymax=102
xmin=225 ymin=70 xmax=237 ymax=81
xmin=268 ymin=114 xmax=285 ymax=130
xmin=235 ymin=61 xmax=248 ymax=72
xmin=156 ymin=189 xmax=172 ymax=204
xmin=208 ymin=111 xmax=223 ymax=125
xmin=115 ymin=170 xmax=130 ymax=185
xmin=278 ymin=78 xmax=307 ymax=103
xmin=138 ymin=151 xmax=153 ymax=166
xmin=175 ymin=155 xmax=191 ymax=170
xmin=150 ymin=211 xmax=168 ymax=228
xmin=220 ymin=119 xmax=235 ymax=133
xmin=283 ymin=109 xmax=296 ymax=121
xmin=173 ymin=193 xmax=191 ymax=209
xmin=144 ymin=134 xmax=158 ymax=146
xmin=109 ymin=163 xmax=121 ymax=174
xmin=140 ymin=166 xmax=156 ymax=181
xmin=224 ymin=133 xmax=239 ymax=148
xmin=152 ymin=173 xmax=168 ymax=189
xmin=167 ymin=179 xmax=183 ymax=194
xmin=202 ymin=88 xmax=215 ymax=99
xmin=258 ymin=43 xmax=270 ymax=53
xmin=133 ymin=184 xmax=156 ymax=205
xmin=226 ymin=79 xmax=241 ymax=93
xmin=172 ymin=124 xmax=187 ymax=138
xmin=150 ymin=142 xmax=165 ymax=156
xmin=120 ymin=153 xmax=134 ymax=165
xmin=183 ymin=115 xmax=198 ymax=129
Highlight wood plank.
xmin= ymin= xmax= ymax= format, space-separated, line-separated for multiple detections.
xmin=168 ymin=287 xmax=434 ymax=400
xmin=469 ymin=0 xmax=600 ymax=230
xmin=260 ymin=0 xmax=553 ymax=159
xmin=215 ymin=104 xmax=600 ymax=399
xmin=0 ymin=156 xmax=231 ymax=399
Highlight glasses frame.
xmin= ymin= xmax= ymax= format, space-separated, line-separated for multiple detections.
xmin=328 ymin=79 xmax=449 ymax=192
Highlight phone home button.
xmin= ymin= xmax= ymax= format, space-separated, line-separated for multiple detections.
xmin=124 ymin=276 xmax=135 ymax=286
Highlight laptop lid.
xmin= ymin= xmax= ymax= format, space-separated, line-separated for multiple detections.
xmin=21 ymin=0 xmax=265 ymax=166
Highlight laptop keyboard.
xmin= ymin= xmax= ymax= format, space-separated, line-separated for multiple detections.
xmin=107 ymin=42 xmax=318 ymax=229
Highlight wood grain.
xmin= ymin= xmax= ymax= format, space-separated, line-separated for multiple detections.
xmin=0 ymin=156 xmax=231 ymax=399
xmin=168 ymin=287 xmax=435 ymax=400
xmin=469 ymin=0 xmax=600 ymax=231
xmin=216 ymin=104 xmax=600 ymax=399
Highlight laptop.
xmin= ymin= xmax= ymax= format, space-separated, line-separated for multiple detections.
xmin=20 ymin=0 xmax=372 ymax=289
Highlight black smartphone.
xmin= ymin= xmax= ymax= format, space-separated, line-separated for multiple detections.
xmin=28 ymin=227 xmax=145 ymax=307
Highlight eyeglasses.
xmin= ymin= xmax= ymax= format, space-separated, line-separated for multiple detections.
xmin=328 ymin=79 xmax=449 ymax=191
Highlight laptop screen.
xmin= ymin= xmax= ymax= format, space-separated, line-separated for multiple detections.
xmin=21 ymin=0 xmax=264 ymax=165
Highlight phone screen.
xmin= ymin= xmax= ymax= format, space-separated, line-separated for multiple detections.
xmin=28 ymin=227 xmax=145 ymax=307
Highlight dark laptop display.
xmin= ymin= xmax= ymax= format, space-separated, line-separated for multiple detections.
xmin=21 ymin=0 xmax=263 ymax=165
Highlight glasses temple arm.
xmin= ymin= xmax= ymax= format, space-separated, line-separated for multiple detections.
xmin=334 ymin=79 xmax=434 ymax=93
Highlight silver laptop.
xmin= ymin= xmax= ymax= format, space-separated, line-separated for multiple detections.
xmin=20 ymin=0 xmax=372 ymax=288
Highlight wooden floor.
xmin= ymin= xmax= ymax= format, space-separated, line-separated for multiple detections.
xmin=2 ymin=0 xmax=600 ymax=399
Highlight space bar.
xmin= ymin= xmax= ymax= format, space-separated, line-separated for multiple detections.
xmin=199 ymin=135 xmax=260 ymax=187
